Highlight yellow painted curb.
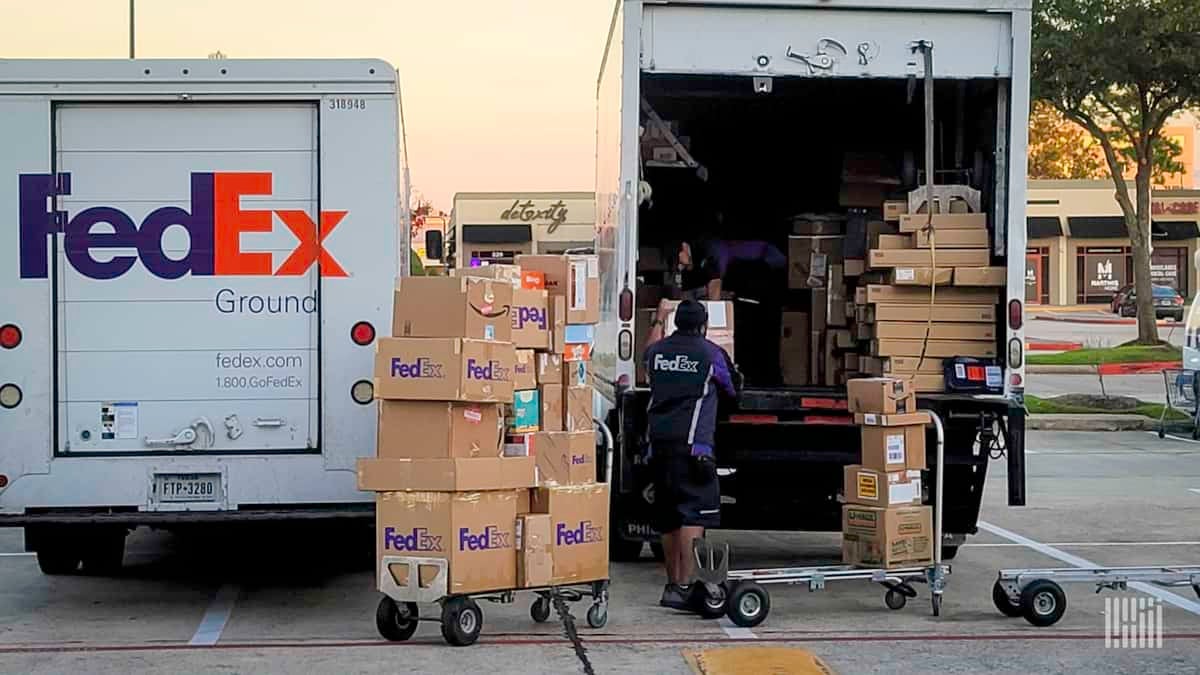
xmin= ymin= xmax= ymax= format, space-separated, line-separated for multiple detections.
xmin=684 ymin=646 xmax=837 ymax=675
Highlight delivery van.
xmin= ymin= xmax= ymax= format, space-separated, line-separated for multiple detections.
xmin=0 ymin=59 xmax=408 ymax=574
xmin=593 ymin=0 xmax=1031 ymax=560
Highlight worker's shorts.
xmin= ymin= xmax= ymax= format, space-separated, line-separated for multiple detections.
xmin=649 ymin=442 xmax=720 ymax=533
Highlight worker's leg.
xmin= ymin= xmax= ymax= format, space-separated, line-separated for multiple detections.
xmin=676 ymin=525 xmax=704 ymax=583
xmin=660 ymin=529 xmax=680 ymax=583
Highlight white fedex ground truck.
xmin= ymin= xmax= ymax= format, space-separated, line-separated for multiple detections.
xmin=594 ymin=0 xmax=1031 ymax=560
xmin=0 ymin=60 xmax=407 ymax=573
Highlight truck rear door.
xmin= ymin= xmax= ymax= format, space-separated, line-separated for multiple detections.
xmin=53 ymin=103 xmax=320 ymax=455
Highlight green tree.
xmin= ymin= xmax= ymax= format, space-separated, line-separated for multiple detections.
xmin=1027 ymin=101 xmax=1106 ymax=179
xmin=1033 ymin=0 xmax=1200 ymax=343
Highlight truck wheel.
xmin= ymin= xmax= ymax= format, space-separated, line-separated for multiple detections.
xmin=992 ymin=581 xmax=1022 ymax=617
xmin=1019 ymin=579 xmax=1067 ymax=627
xmin=80 ymin=533 xmax=126 ymax=576
xmin=440 ymin=596 xmax=483 ymax=647
xmin=376 ymin=596 xmax=419 ymax=642
xmin=36 ymin=548 xmax=81 ymax=575
xmin=726 ymin=582 xmax=770 ymax=628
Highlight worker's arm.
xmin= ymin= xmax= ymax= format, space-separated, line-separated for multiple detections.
xmin=705 ymin=278 xmax=722 ymax=301
xmin=707 ymin=343 xmax=738 ymax=399
xmin=646 ymin=301 xmax=673 ymax=346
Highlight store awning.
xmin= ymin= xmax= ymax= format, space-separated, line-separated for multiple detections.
xmin=1027 ymin=216 xmax=1063 ymax=239
xmin=462 ymin=224 xmax=532 ymax=244
xmin=1067 ymin=216 xmax=1127 ymax=239
xmin=1152 ymin=220 xmax=1200 ymax=241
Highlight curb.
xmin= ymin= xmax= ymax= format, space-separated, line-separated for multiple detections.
xmin=1096 ymin=361 xmax=1177 ymax=375
xmin=1033 ymin=315 xmax=1183 ymax=326
xmin=1027 ymin=414 xmax=1156 ymax=432
xmin=1027 ymin=341 xmax=1082 ymax=352
xmin=1027 ymin=365 xmax=1098 ymax=374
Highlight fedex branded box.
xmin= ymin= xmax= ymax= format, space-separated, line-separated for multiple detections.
xmin=530 ymin=484 xmax=609 ymax=585
xmin=374 ymin=337 xmax=515 ymax=402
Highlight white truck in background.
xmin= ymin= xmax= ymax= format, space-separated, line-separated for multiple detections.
xmin=0 ymin=59 xmax=407 ymax=574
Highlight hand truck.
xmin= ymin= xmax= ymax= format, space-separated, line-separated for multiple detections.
xmin=992 ymin=566 xmax=1200 ymax=627
xmin=689 ymin=409 xmax=952 ymax=627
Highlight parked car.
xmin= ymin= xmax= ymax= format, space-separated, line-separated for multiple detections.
xmin=1115 ymin=284 xmax=1185 ymax=320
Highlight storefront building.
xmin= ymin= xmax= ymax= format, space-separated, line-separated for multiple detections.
xmin=447 ymin=192 xmax=595 ymax=269
xmin=1026 ymin=180 xmax=1200 ymax=306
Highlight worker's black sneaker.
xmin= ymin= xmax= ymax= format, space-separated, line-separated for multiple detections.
xmin=660 ymin=583 xmax=691 ymax=611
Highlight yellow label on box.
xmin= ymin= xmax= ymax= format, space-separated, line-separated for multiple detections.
xmin=857 ymin=472 xmax=879 ymax=500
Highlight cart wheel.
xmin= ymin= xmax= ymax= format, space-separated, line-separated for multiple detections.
xmin=1019 ymin=579 xmax=1067 ymax=627
xmin=376 ymin=596 xmax=419 ymax=642
xmin=992 ymin=581 xmax=1022 ymax=617
xmin=530 ymin=596 xmax=551 ymax=623
xmin=441 ymin=596 xmax=484 ymax=646
xmin=586 ymin=602 xmax=608 ymax=629
xmin=726 ymin=582 xmax=770 ymax=628
xmin=1158 ymin=427 xmax=1166 ymax=439
xmin=691 ymin=582 xmax=727 ymax=619
xmin=931 ymin=593 xmax=942 ymax=617
xmin=885 ymin=588 xmax=908 ymax=610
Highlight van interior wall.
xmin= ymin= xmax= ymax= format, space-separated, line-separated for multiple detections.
xmin=639 ymin=75 xmax=1000 ymax=388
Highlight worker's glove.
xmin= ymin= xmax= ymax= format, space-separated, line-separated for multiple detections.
xmin=731 ymin=366 xmax=745 ymax=393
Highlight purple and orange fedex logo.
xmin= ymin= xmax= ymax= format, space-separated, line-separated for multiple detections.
xmin=18 ymin=172 xmax=348 ymax=280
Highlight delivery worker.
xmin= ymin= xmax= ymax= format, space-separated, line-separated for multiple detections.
xmin=644 ymin=299 xmax=738 ymax=611
xmin=670 ymin=238 xmax=786 ymax=300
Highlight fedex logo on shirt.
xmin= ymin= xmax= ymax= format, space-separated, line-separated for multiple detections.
xmin=653 ymin=353 xmax=701 ymax=373
xmin=18 ymin=172 xmax=348 ymax=280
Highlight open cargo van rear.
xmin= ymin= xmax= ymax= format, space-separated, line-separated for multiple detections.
xmin=594 ymin=0 xmax=1030 ymax=560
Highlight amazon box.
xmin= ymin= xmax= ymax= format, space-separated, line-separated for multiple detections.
xmin=374 ymin=338 xmax=515 ymax=403
xmin=847 ymin=377 xmax=916 ymax=415
xmin=842 ymin=505 xmax=933 ymax=568
xmin=392 ymin=276 xmax=513 ymax=342
xmin=844 ymin=465 xmax=923 ymax=508
xmin=517 ymin=513 xmax=554 ymax=588
xmin=860 ymin=423 xmax=927 ymax=472
xmin=540 ymin=384 xmax=564 ymax=432
xmin=531 ymin=484 xmax=610 ymax=584
xmin=513 ymin=350 xmax=538 ymax=390
xmin=357 ymin=456 xmax=537 ymax=491
xmin=511 ymin=288 xmax=550 ymax=350
xmin=516 ymin=254 xmax=600 ymax=324
xmin=565 ymin=385 xmax=593 ymax=433
xmin=377 ymin=401 xmax=503 ymax=459
xmin=529 ymin=431 xmax=595 ymax=486
xmin=376 ymin=490 xmax=519 ymax=595
xmin=471 ymin=263 xmax=522 ymax=288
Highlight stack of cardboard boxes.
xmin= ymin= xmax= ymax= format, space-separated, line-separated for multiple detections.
xmin=360 ymin=257 xmax=609 ymax=598
xmin=841 ymin=378 xmax=934 ymax=569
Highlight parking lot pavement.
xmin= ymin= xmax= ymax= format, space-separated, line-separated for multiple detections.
xmin=1 ymin=431 xmax=1198 ymax=674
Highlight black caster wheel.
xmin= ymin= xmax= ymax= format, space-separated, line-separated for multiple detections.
xmin=1019 ymin=579 xmax=1067 ymax=627
xmin=992 ymin=581 xmax=1022 ymax=617
xmin=586 ymin=603 xmax=608 ymax=629
xmin=530 ymin=596 xmax=551 ymax=623
xmin=726 ymin=582 xmax=770 ymax=628
xmin=441 ymin=596 xmax=484 ymax=646
xmin=376 ymin=596 xmax=419 ymax=642
xmin=1158 ymin=428 xmax=1166 ymax=439
xmin=885 ymin=588 xmax=908 ymax=610
xmin=690 ymin=582 xmax=727 ymax=620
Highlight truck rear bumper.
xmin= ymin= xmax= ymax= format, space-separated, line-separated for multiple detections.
xmin=0 ymin=505 xmax=373 ymax=526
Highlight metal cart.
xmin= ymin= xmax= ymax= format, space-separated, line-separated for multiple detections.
xmin=373 ymin=420 xmax=615 ymax=646
xmin=1158 ymin=368 xmax=1200 ymax=439
xmin=691 ymin=409 xmax=951 ymax=628
xmin=992 ymin=566 xmax=1200 ymax=627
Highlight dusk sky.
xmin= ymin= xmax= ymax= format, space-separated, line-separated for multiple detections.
xmin=2 ymin=0 xmax=615 ymax=210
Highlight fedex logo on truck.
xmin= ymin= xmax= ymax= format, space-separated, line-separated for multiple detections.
xmin=390 ymin=357 xmax=444 ymax=379
xmin=384 ymin=527 xmax=443 ymax=552
xmin=556 ymin=521 xmax=603 ymax=546
xmin=458 ymin=525 xmax=512 ymax=551
xmin=466 ymin=359 xmax=509 ymax=382
xmin=18 ymin=172 xmax=348 ymax=280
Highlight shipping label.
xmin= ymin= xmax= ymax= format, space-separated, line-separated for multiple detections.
xmin=885 ymin=434 xmax=906 ymax=464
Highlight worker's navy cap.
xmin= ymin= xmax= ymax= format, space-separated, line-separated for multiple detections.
xmin=674 ymin=300 xmax=708 ymax=331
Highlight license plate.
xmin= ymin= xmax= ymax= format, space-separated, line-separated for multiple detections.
xmin=153 ymin=473 xmax=221 ymax=502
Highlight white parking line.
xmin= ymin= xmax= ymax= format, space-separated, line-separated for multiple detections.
xmin=966 ymin=541 xmax=1200 ymax=548
xmin=978 ymin=521 xmax=1200 ymax=617
xmin=188 ymin=585 xmax=239 ymax=646
xmin=718 ymin=617 xmax=756 ymax=640
xmin=1189 ymin=489 xmax=1200 ymax=495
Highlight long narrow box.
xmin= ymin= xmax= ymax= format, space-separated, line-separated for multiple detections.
xmin=868 ymin=248 xmax=989 ymax=269
xmin=872 ymin=322 xmax=996 ymax=341
xmin=867 ymin=303 xmax=996 ymax=323
xmin=864 ymin=285 xmax=1000 ymax=305
xmin=871 ymin=339 xmax=996 ymax=358
xmin=898 ymin=213 xmax=987 ymax=232
xmin=357 ymin=457 xmax=536 ymax=492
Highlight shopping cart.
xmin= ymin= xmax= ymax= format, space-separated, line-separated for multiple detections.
xmin=1157 ymin=368 xmax=1200 ymax=439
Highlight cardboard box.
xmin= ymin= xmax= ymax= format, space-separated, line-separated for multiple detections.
xmin=868 ymin=249 xmax=990 ymax=269
xmin=864 ymin=285 xmax=1000 ymax=306
xmin=358 ymin=456 xmax=537 ymax=491
xmin=531 ymin=483 xmax=610 ymax=584
xmin=516 ymin=254 xmax=600 ymax=325
xmin=873 ymin=322 xmax=996 ymax=341
xmin=513 ymin=350 xmax=538 ymax=390
xmin=788 ymin=236 xmax=844 ymax=289
xmin=779 ymin=312 xmax=810 ymax=385
xmin=888 ymin=267 xmax=953 ymax=286
xmin=832 ymin=329 xmax=855 ymax=349
xmin=847 ymin=377 xmax=916 ymax=415
xmin=377 ymin=401 xmax=504 ymax=460
xmin=860 ymin=423 xmax=926 ymax=472
xmin=516 ymin=487 xmax=532 ymax=514
xmin=374 ymin=338 xmax=516 ymax=403
xmin=871 ymin=339 xmax=997 ymax=358
xmin=511 ymin=288 xmax=550 ymax=350
xmin=868 ymin=303 xmax=996 ymax=323
xmin=872 ymin=234 xmax=913 ymax=250
xmin=792 ymin=215 xmax=844 ymax=236
xmin=516 ymin=514 xmax=553 ymax=588
xmin=660 ymin=300 xmax=736 ymax=362
xmin=376 ymin=490 xmax=518 ymax=595
xmin=530 ymin=431 xmax=596 ymax=486
xmin=900 ymin=373 xmax=946 ymax=393
xmin=509 ymin=389 xmax=541 ymax=433
xmin=810 ymin=330 xmax=824 ymax=385
xmin=867 ymin=220 xmax=900 ymax=242
xmin=547 ymin=296 xmax=568 ymax=352
xmin=855 ymin=411 xmax=931 ymax=427
xmin=842 ymin=505 xmax=933 ymax=568
xmin=537 ymin=352 xmax=564 ymax=385
xmin=392 ymin=276 xmax=514 ymax=342
xmin=860 ymin=357 xmax=945 ymax=375
xmin=540 ymin=384 xmax=564 ymax=432
xmin=844 ymin=259 xmax=866 ymax=277
xmin=953 ymin=267 xmax=1007 ymax=287
xmin=913 ymin=229 xmax=989 ymax=249
xmin=813 ymin=289 xmax=830 ymax=334
xmin=565 ymin=386 xmax=593 ymax=433
xmin=471 ymin=263 xmax=522 ymax=288
xmin=829 ymin=265 xmax=847 ymax=327
xmin=844 ymin=353 xmax=860 ymax=371
xmin=839 ymin=182 xmax=889 ymax=209
xmin=563 ymin=359 xmax=590 ymax=388
xmin=899 ymin=213 xmax=987 ymax=232
xmin=844 ymin=465 xmax=923 ymax=507
xmin=561 ymin=324 xmax=595 ymax=362
xmin=883 ymin=201 xmax=908 ymax=222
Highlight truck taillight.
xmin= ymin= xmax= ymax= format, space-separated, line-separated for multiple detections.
xmin=0 ymin=384 xmax=21 ymax=409
xmin=351 ymin=380 xmax=374 ymax=405
xmin=351 ymin=321 xmax=376 ymax=346
xmin=1008 ymin=299 xmax=1023 ymax=330
xmin=0 ymin=324 xmax=20 ymax=350
xmin=0 ymin=474 xmax=8 ymax=489
xmin=619 ymin=288 xmax=633 ymax=322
